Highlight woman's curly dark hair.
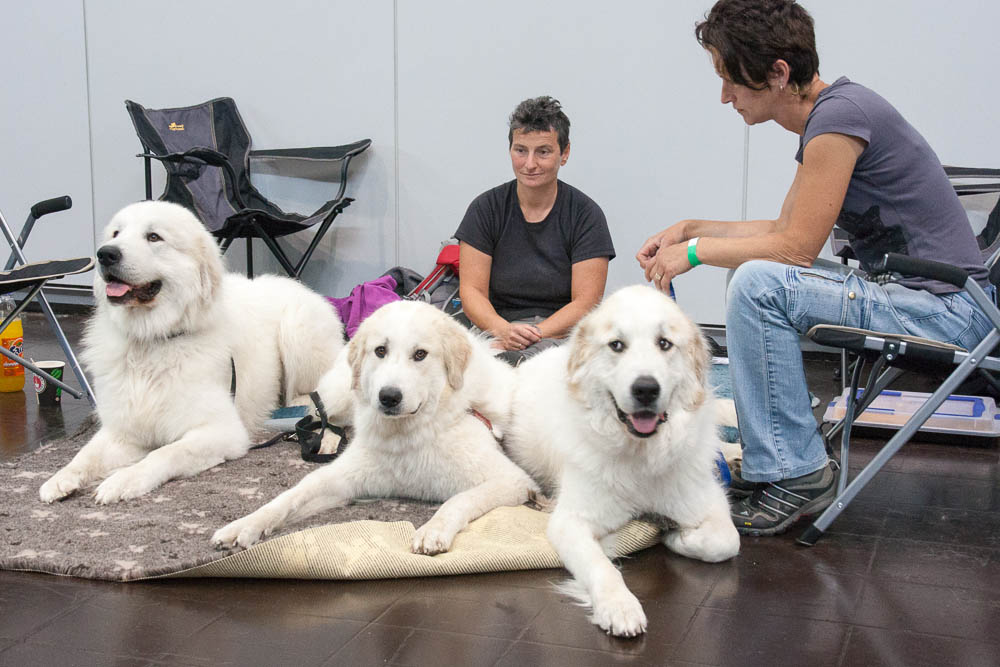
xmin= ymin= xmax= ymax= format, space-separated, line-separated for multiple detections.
xmin=695 ymin=0 xmax=819 ymax=93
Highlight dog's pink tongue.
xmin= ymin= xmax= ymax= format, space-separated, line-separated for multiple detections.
xmin=106 ymin=281 xmax=131 ymax=298
xmin=629 ymin=413 xmax=660 ymax=434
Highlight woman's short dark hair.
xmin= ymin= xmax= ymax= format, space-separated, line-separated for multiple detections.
xmin=695 ymin=0 xmax=819 ymax=93
xmin=508 ymin=96 xmax=570 ymax=152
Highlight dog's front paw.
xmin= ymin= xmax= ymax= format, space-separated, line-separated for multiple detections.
xmin=93 ymin=468 xmax=158 ymax=504
xmin=411 ymin=520 xmax=456 ymax=556
xmin=591 ymin=589 xmax=647 ymax=637
xmin=39 ymin=469 xmax=83 ymax=503
xmin=211 ymin=515 xmax=270 ymax=550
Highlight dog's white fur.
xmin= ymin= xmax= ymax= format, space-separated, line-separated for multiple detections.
xmin=211 ymin=299 xmax=538 ymax=554
xmin=39 ymin=201 xmax=344 ymax=504
xmin=504 ymin=284 xmax=740 ymax=637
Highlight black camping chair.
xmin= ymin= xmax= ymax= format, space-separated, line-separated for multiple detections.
xmin=126 ymin=97 xmax=371 ymax=278
xmin=1 ymin=196 xmax=96 ymax=405
xmin=798 ymin=167 xmax=1000 ymax=546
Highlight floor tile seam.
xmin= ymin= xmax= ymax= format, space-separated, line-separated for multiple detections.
xmin=873 ymin=530 xmax=1000 ymax=552
xmin=364 ymin=615 xmax=528 ymax=644
xmin=306 ymin=618 xmax=374 ymax=667
xmin=668 ymin=604 xmax=709 ymax=662
xmin=490 ymin=637 xmax=518 ymax=667
xmin=8 ymin=637 xmax=175 ymax=662
xmin=389 ymin=626 xmax=514 ymax=662
xmin=7 ymin=587 xmax=103 ymax=643
xmin=507 ymin=590 xmax=557 ymax=645
xmin=321 ymin=623 xmax=413 ymax=665
xmin=157 ymin=604 xmax=244 ymax=645
xmin=863 ymin=625 xmax=1000 ymax=645
xmin=383 ymin=617 xmax=538 ymax=642
xmin=375 ymin=591 xmax=550 ymax=640
xmin=391 ymin=586 xmax=552 ymax=606
xmin=884 ymin=497 xmax=1000 ymax=513
xmin=874 ymin=533 xmax=1000 ymax=551
xmin=858 ymin=568 xmax=1000 ymax=601
xmin=693 ymin=599 xmax=859 ymax=626
xmin=834 ymin=624 xmax=855 ymax=667
xmin=425 ymin=580 xmax=563 ymax=598
xmin=842 ymin=618 xmax=1000 ymax=645
xmin=492 ymin=638 xmax=662 ymax=664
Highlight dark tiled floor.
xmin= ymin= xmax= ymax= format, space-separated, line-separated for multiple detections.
xmin=2 ymin=311 xmax=1000 ymax=666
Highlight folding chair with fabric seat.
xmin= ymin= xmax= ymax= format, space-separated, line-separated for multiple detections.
xmin=125 ymin=97 xmax=371 ymax=278
xmin=1 ymin=197 xmax=96 ymax=405
xmin=797 ymin=167 xmax=1000 ymax=546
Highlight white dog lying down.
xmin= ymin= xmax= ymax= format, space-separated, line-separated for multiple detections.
xmin=39 ymin=201 xmax=344 ymax=504
xmin=504 ymin=284 xmax=740 ymax=637
xmin=212 ymin=299 xmax=539 ymax=554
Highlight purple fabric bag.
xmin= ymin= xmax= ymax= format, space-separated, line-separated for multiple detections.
xmin=327 ymin=275 xmax=400 ymax=338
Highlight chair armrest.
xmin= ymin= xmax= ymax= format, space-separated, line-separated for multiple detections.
xmin=877 ymin=253 xmax=971 ymax=289
xmin=138 ymin=147 xmax=233 ymax=168
xmin=30 ymin=196 xmax=72 ymax=219
xmin=249 ymin=139 xmax=371 ymax=163
xmin=943 ymin=166 xmax=1000 ymax=179
xmin=944 ymin=166 xmax=1000 ymax=196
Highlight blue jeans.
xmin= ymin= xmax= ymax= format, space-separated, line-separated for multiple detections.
xmin=726 ymin=260 xmax=995 ymax=483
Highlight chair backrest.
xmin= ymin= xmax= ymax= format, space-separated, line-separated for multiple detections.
xmin=125 ymin=97 xmax=254 ymax=232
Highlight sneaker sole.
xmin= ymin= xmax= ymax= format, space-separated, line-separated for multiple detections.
xmin=734 ymin=490 xmax=836 ymax=537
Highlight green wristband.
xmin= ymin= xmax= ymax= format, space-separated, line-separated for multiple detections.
xmin=687 ymin=237 xmax=702 ymax=267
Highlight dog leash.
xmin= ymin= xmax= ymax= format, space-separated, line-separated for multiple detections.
xmin=250 ymin=391 xmax=349 ymax=463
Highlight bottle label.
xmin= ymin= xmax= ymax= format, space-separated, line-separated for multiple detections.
xmin=2 ymin=336 xmax=25 ymax=376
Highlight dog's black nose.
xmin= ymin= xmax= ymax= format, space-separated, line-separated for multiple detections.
xmin=96 ymin=245 xmax=121 ymax=267
xmin=379 ymin=386 xmax=402 ymax=409
xmin=631 ymin=376 xmax=660 ymax=406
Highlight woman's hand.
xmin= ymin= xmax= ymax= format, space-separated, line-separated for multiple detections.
xmin=636 ymin=222 xmax=689 ymax=271
xmin=644 ymin=241 xmax=693 ymax=292
xmin=495 ymin=323 xmax=542 ymax=351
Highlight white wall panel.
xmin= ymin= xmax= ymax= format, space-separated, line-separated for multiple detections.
xmin=0 ymin=1 xmax=94 ymax=287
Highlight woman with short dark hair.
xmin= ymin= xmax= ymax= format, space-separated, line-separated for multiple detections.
xmin=457 ymin=96 xmax=615 ymax=364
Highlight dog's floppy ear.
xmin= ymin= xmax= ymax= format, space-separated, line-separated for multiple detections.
xmin=566 ymin=313 xmax=597 ymax=397
xmin=677 ymin=323 xmax=710 ymax=411
xmin=347 ymin=330 xmax=366 ymax=391
xmin=193 ymin=216 xmax=224 ymax=305
xmin=438 ymin=317 xmax=471 ymax=391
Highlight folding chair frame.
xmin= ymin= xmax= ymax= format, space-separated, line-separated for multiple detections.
xmin=798 ymin=253 xmax=1000 ymax=546
xmin=1 ymin=198 xmax=96 ymax=405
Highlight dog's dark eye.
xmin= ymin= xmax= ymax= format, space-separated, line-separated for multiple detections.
xmin=111 ymin=230 xmax=119 ymax=238
xmin=413 ymin=349 xmax=427 ymax=362
xmin=147 ymin=232 xmax=162 ymax=242
xmin=374 ymin=345 xmax=387 ymax=358
xmin=658 ymin=337 xmax=673 ymax=351
xmin=608 ymin=340 xmax=625 ymax=353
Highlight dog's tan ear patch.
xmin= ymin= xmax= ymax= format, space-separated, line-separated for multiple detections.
xmin=347 ymin=332 xmax=366 ymax=391
xmin=440 ymin=318 xmax=471 ymax=391
xmin=191 ymin=212 xmax=223 ymax=305
xmin=681 ymin=325 xmax=710 ymax=410
xmin=566 ymin=317 xmax=596 ymax=398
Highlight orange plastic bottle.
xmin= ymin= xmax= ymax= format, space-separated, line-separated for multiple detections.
xmin=1 ymin=296 xmax=26 ymax=392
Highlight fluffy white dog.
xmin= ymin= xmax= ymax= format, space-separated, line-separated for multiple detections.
xmin=39 ymin=201 xmax=344 ymax=504
xmin=505 ymin=284 xmax=740 ymax=637
xmin=212 ymin=299 xmax=538 ymax=554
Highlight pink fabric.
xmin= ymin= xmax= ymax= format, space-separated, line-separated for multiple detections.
xmin=327 ymin=275 xmax=400 ymax=338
